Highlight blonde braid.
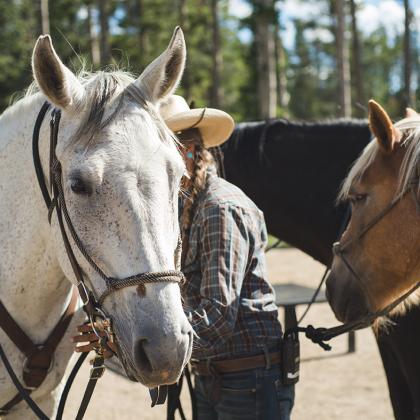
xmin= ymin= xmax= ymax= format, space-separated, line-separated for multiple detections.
xmin=181 ymin=146 xmax=213 ymax=233
xmin=180 ymin=137 xmax=214 ymax=264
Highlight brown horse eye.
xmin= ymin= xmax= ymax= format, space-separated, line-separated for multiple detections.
xmin=70 ymin=177 xmax=91 ymax=196
xmin=350 ymin=194 xmax=367 ymax=204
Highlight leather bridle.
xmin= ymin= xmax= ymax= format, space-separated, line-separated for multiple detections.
xmin=331 ymin=160 xmax=420 ymax=322
xmin=1 ymin=100 xmax=185 ymax=419
xmin=290 ymin=158 xmax=420 ymax=350
xmin=48 ymin=102 xmax=184 ymax=327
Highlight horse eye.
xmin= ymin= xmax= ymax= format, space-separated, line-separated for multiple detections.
xmin=350 ymin=194 xmax=367 ymax=204
xmin=70 ymin=178 xmax=91 ymax=196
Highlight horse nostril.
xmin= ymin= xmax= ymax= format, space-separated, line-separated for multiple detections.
xmin=134 ymin=339 xmax=152 ymax=373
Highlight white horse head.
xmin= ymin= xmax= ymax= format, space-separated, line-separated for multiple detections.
xmin=34 ymin=29 xmax=192 ymax=386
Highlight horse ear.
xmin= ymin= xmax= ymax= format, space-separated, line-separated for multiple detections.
xmin=406 ymin=107 xmax=418 ymax=118
xmin=134 ymin=27 xmax=186 ymax=103
xmin=368 ymin=100 xmax=401 ymax=154
xmin=32 ymin=35 xmax=85 ymax=110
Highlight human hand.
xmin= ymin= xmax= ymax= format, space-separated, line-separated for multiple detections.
xmin=72 ymin=323 xmax=117 ymax=359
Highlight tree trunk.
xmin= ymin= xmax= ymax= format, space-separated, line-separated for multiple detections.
xmin=403 ymin=0 xmax=414 ymax=109
xmin=334 ymin=0 xmax=351 ymax=117
xmin=178 ymin=0 xmax=191 ymax=101
xmin=37 ymin=0 xmax=50 ymax=35
xmin=87 ymin=4 xmax=100 ymax=67
xmin=349 ymin=0 xmax=365 ymax=117
xmin=274 ymin=13 xmax=288 ymax=112
xmin=98 ymin=0 xmax=111 ymax=66
xmin=135 ymin=0 xmax=149 ymax=70
xmin=254 ymin=0 xmax=277 ymax=119
xmin=210 ymin=0 xmax=223 ymax=107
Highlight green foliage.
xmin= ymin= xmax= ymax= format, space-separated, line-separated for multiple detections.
xmin=0 ymin=0 xmax=414 ymax=123
xmin=0 ymin=0 xmax=36 ymax=109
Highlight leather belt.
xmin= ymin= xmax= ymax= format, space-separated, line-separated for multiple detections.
xmin=190 ymin=351 xmax=281 ymax=376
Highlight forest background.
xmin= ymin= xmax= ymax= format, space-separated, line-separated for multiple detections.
xmin=1 ymin=0 xmax=419 ymax=122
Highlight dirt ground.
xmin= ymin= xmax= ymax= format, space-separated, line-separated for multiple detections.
xmin=64 ymin=248 xmax=394 ymax=420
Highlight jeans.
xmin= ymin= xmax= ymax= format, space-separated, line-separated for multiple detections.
xmin=194 ymin=365 xmax=294 ymax=420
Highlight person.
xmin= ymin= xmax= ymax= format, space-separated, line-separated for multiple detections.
xmin=73 ymin=96 xmax=295 ymax=420
xmin=159 ymin=95 xmax=294 ymax=420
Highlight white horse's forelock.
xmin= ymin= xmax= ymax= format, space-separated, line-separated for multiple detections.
xmin=339 ymin=115 xmax=420 ymax=203
xmin=18 ymin=68 xmax=180 ymax=154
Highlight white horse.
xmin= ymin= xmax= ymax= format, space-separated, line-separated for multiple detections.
xmin=0 ymin=28 xmax=192 ymax=419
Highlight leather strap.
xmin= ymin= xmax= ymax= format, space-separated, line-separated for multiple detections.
xmin=32 ymin=101 xmax=52 ymax=210
xmin=0 ymin=343 xmax=49 ymax=419
xmin=190 ymin=351 xmax=281 ymax=376
xmin=23 ymin=287 xmax=79 ymax=389
xmin=0 ymin=302 xmax=38 ymax=359
xmin=0 ymin=288 xmax=78 ymax=413
xmin=75 ymin=355 xmax=105 ymax=420
xmin=0 ymin=393 xmax=29 ymax=415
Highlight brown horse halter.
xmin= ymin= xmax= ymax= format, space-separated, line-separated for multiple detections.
xmin=0 ymin=100 xmax=184 ymax=419
xmin=332 ymin=159 xmax=420 ymax=317
xmin=288 ymin=159 xmax=420 ymax=350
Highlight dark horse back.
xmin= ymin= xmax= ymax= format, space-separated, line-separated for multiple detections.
xmin=221 ymin=118 xmax=420 ymax=420
xmin=222 ymin=119 xmax=370 ymax=265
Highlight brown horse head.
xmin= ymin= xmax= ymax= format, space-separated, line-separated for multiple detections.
xmin=326 ymin=100 xmax=420 ymax=323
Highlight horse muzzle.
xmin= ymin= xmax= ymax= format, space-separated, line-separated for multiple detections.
xmin=326 ymin=271 xmax=370 ymax=323
xmin=115 ymin=320 xmax=193 ymax=387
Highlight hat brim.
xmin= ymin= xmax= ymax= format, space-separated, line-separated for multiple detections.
xmin=165 ymin=108 xmax=234 ymax=148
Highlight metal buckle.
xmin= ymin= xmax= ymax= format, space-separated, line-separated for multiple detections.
xmin=332 ymin=242 xmax=342 ymax=255
xmin=89 ymin=307 xmax=114 ymax=343
xmin=89 ymin=308 xmax=114 ymax=343
xmin=90 ymin=365 xmax=105 ymax=380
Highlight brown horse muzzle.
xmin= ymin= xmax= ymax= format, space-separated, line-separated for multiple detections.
xmin=326 ymin=272 xmax=370 ymax=323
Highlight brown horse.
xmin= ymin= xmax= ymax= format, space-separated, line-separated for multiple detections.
xmin=326 ymin=100 xmax=420 ymax=323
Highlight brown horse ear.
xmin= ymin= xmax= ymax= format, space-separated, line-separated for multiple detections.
xmin=406 ymin=107 xmax=418 ymax=118
xmin=368 ymin=100 xmax=401 ymax=154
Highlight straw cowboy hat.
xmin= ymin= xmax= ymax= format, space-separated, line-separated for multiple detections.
xmin=159 ymin=95 xmax=235 ymax=148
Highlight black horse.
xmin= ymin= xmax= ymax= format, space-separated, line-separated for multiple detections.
xmin=221 ymin=119 xmax=420 ymax=420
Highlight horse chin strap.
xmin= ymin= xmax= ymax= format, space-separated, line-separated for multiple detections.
xmin=292 ymin=167 xmax=420 ymax=351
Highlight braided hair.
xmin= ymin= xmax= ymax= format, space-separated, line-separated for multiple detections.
xmin=178 ymin=128 xmax=214 ymax=262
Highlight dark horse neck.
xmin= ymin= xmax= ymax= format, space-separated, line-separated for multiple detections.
xmin=221 ymin=119 xmax=371 ymax=266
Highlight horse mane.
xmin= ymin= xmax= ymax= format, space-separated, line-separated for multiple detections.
xmin=20 ymin=68 xmax=177 ymax=149
xmin=339 ymin=116 xmax=420 ymax=202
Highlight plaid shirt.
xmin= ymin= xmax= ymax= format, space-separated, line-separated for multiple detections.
xmin=182 ymin=167 xmax=282 ymax=360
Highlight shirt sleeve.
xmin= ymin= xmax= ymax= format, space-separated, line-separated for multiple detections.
xmin=184 ymin=203 xmax=251 ymax=351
